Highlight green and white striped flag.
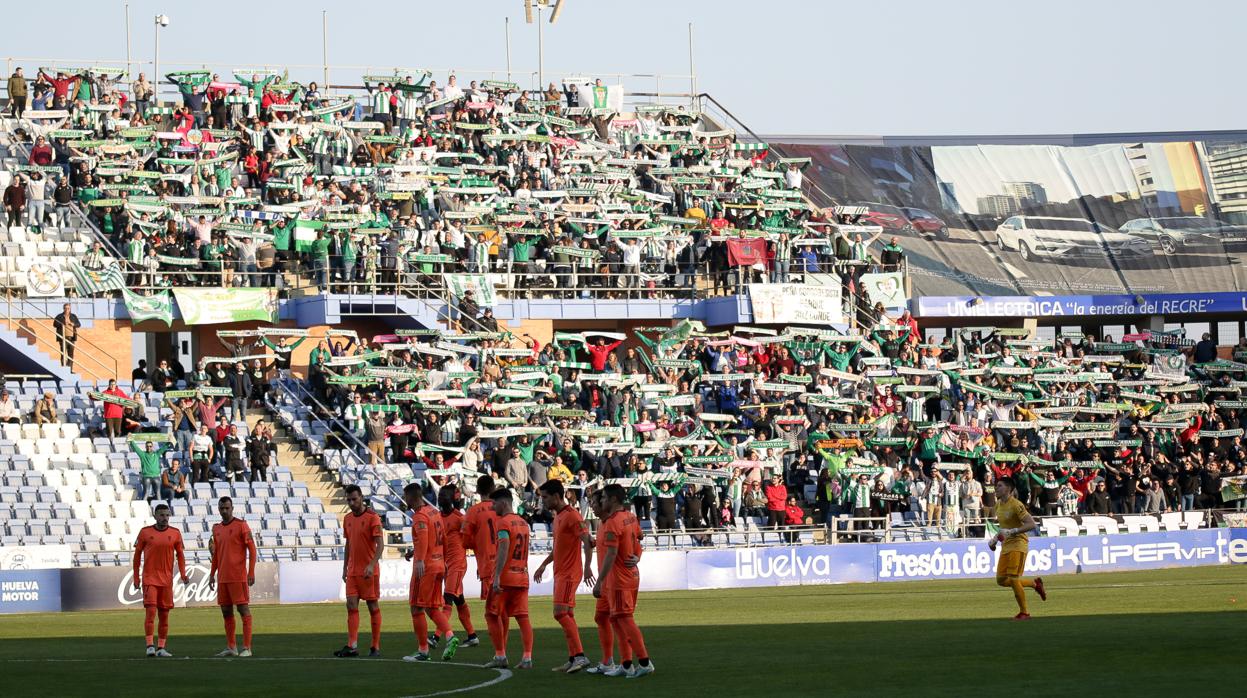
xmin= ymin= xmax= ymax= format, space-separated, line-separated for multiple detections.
xmin=121 ymin=287 xmax=174 ymax=326
xmin=68 ymin=260 xmax=124 ymax=296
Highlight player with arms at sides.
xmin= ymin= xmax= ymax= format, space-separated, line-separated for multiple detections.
xmin=209 ymin=496 xmax=257 ymax=657
xmin=592 ymin=484 xmax=654 ymax=678
xmin=462 ymin=475 xmax=499 ymax=650
xmin=401 ymin=482 xmax=461 ymax=662
xmin=988 ymin=476 xmax=1047 ymax=620
xmin=482 ymin=489 xmax=535 ymax=670
xmin=133 ymin=502 xmax=188 ymax=657
xmin=436 ymin=484 xmax=479 ymax=648
xmin=334 ymin=484 xmax=385 ymax=657
xmin=533 ymin=479 xmax=595 ymax=673
xmin=584 ymin=490 xmax=619 ymax=674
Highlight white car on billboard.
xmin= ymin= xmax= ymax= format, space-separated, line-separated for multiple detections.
xmin=995 ymin=215 xmax=1153 ymax=263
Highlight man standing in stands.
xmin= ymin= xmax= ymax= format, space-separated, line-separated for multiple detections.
xmin=4 ymin=174 xmax=26 ymax=231
xmin=334 ymin=484 xmax=385 ymax=657
xmin=133 ymin=503 xmax=188 ymax=657
xmin=484 ymin=489 xmax=534 ymax=670
xmin=6 ymin=67 xmax=27 ymax=118
xmin=533 ymin=479 xmax=594 ymax=673
xmin=51 ymin=304 xmax=81 ymax=370
xmin=209 ymin=496 xmax=257 ymax=657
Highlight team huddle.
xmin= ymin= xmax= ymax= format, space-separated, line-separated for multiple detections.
xmin=129 ymin=476 xmax=655 ymax=678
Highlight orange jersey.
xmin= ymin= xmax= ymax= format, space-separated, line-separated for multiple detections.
xmin=552 ymin=505 xmax=588 ymax=582
xmin=343 ymin=509 xmax=383 ymax=577
xmin=133 ymin=525 xmax=186 ymax=587
xmin=210 ymin=518 xmax=256 ymax=584
xmin=463 ymin=501 xmax=497 ymax=579
xmin=601 ymin=510 xmax=642 ymax=591
xmin=442 ymin=509 xmax=466 ymax=569
xmin=413 ymin=504 xmax=446 ymax=574
xmin=494 ymin=513 xmax=530 ymax=589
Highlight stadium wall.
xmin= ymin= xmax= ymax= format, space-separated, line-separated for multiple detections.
xmin=5 ymin=529 xmax=1244 ymax=614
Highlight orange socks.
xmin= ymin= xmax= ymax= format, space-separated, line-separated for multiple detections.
xmin=369 ymin=607 xmax=382 ymax=650
xmin=413 ymin=612 xmax=429 ymax=652
xmin=144 ymin=607 xmax=156 ymax=645
xmin=347 ymin=608 xmax=360 ymax=647
xmin=516 ymin=616 xmax=534 ymax=659
xmin=555 ymin=611 xmax=583 ymax=656
xmin=456 ymin=603 xmax=475 ymax=635
xmin=156 ymin=609 xmax=170 ymax=647
xmin=241 ymin=615 xmax=253 ymax=650
xmin=224 ymin=615 xmax=237 ymax=648
xmin=594 ymin=610 xmax=614 ymax=664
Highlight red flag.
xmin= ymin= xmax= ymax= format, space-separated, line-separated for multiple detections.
xmin=727 ymin=239 xmax=766 ymax=267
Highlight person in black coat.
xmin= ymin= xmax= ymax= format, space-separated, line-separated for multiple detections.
xmin=228 ymin=363 xmax=252 ymax=423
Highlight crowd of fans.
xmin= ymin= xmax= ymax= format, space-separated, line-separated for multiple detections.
xmin=3 ymin=65 xmax=903 ymax=308
xmin=246 ymin=320 xmax=1247 ymax=536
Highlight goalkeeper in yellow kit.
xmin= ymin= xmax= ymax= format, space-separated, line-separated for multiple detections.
xmin=988 ymin=476 xmax=1047 ymax=620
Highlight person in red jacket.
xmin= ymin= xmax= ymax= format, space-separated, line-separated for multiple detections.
xmin=585 ymin=337 xmax=623 ymax=372
xmin=764 ymin=472 xmax=788 ymax=528
xmin=98 ymin=379 xmax=130 ymax=438
xmin=28 ymin=136 xmax=54 ymax=166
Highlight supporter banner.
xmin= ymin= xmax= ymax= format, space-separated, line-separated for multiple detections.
xmin=122 ymin=288 xmax=174 ymax=326
xmin=173 ymin=288 xmax=278 ymax=324
xmin=1221 ymin=475 xmax=1247 ymax=502
xmin=749 ymin=283 xmax=844 ymax=325
xmin=68 ymin=260 xmax=124 ymax=296
xmin=573 ymin=83 xmax=624 ymax=113
xmin=859 ymin=272 xmax=906 ymax=309
xmin=59 ymin=562 xmax=280 ymax=611
xmin=0 ymin=570 xmax=61 ymax=614
xmin=444 ymin=273 xmax=502 ymax=307
xmin=876 ymin=529 xmax=1232 ymax=582
xmin=24 ymin=262 xmax=65 ymax=297
xmin=1036 ymin=511 xmax=1206 ymax=537
xmin=726 ymin=238 xmax=767 ymax=267
xmin=0 ymin=545 xmax=73 ymax=570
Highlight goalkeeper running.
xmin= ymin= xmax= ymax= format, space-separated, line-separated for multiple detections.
xmin=988 ymin=476 xmax=1047 ymax=620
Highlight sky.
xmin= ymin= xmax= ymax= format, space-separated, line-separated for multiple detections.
xmin=4 ymin=0 xmax=1245 ymax=137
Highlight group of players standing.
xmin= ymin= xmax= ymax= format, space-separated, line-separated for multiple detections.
xmin=130 ymin=475 xmax=656 ymax=678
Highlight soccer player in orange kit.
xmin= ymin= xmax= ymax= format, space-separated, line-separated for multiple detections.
xmin=534 ymin=479 xmax=594 ymax=673
xmin=133 ymin=502 xmax=188 ymax=657
xmin=462 ymin=476 xmax=498 ymax=648
xmin=401 ymin=482 xmax=460 ymax=662
xmin=436 ymin=484 xmax=479 ymax=647
xmin=584 ymin=490 xmax=618 ymax=674
xmin=482 ymin=489 xmax=533 ymax=670
xmin=593 ymin=483 xmax=654 ymax=678
xmin=334 ymin=484 xmax=385 ymax=658
xmin=209 ymin=496 xmax=257 ymax=657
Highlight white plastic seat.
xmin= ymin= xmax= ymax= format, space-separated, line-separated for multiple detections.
xmin=62 ymin=423 xmax=81 ymax=440
xmin=38 ymin=423 xmax=60 ymax=440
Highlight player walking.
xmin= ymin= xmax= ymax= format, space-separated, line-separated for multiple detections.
xmin=209 ymin=496 xmax=257 ymax=657
xmin=533 ymin=479 xmax=594 ymax=673
xmin=334 ymin=484 xmax=385 ymax=657
xmin=483 ymin=490 xmax=534 ymax=670
xmin=132 ymin=503 xmax=188 ymax=657
xmin=593 ymin=484 xmax=654 ymax=678
xmin=438 ymin=485 xmax=479 ymax=647
xmin=988 ymin=476 xmax=1047 ymax=620
xmin=402 ymin=482 xmax=461 ymax=662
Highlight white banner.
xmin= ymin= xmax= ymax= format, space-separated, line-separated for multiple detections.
xmin=574 ymin=83 xmax=624 ymax=112
xmin=860 ymin=271 xmax=906 ymax=308
xmin=24 ymin=262 xmax=65 ymax=297
xmin=0 ymin=544 xmax=73 ymax=570
xmin=445 ymin=273 xmax=504 ymax=307
xmin=749 ymin=283 xmax=844 ymax=325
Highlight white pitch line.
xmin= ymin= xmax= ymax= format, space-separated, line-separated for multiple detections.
xmin=0 ymin=657 xmax=513 ymax=696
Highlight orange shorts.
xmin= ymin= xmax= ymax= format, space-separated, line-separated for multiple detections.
xmin=345 ymin=574 xmax=380 ymax=602
xmin=409 ymin=571 xmax=444 ymax=609
xmin=552 ymin=578 xmax=578 ymax=608
xmin=444 ymin=566 xmax=465 ymax=598
xmin=479 ymin=576 xmax=492 ymax=601
xmin=216 ymin=581 xmax=250 ymax=607
xmin=608 ymin=586 xmax=638 ymax=617
xmin=594 ymin=593 xmax=610 ymax=617
xmin=143 ymin=584 xmax=174 ymax=610
xmin=487 ymin=587 xmax=529 ymax=618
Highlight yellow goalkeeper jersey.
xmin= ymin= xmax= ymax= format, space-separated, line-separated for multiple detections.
xmin=996 ymin=496 xmax=1029 ymax=553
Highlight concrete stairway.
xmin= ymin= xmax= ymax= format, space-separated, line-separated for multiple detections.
xmin=246 ymin=413 xmax=346 ymax=516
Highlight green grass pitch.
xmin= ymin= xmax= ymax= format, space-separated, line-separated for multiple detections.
xmin=2 ymin=566 xmax=1243 ymax=697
